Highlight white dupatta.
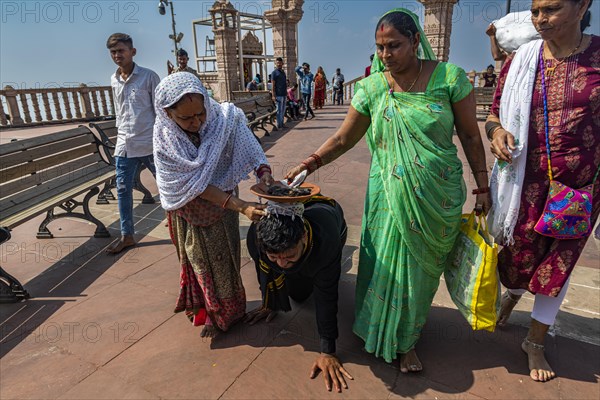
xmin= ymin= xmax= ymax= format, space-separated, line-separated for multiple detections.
xmin=488 ymin=39 xmax=543 ymax=244
xmin=153 ymin=72 xmax=268 ymax=211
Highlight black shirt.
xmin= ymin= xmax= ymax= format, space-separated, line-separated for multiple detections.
xmin=271 ymin=68 xmax=287 ymax=97
xmin=247 ymin=200 xmax=347 ymax=353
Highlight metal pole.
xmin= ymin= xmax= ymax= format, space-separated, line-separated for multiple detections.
xmin=506 ymin=0 xmax=512 ymax=14
xmin=170 ymin=1 xmax=178 ymax=55
xmin=237 ymin=13 xmax=244 ymax=90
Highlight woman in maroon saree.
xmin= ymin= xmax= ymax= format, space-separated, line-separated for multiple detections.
xmin=313 ymin=67 xmax=327 ymax=109
xmin=486 ymin=0 xmax=598 ymax=383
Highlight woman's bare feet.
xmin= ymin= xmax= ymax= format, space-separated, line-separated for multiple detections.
xmin=200 ymin=325 xmax=221 ymax=338
xmin=399 ymin=349 xmax=422 ymax=373
xmin=105 ymin=235 xmax=136 ymax=254
xmin=497 ymin=290 xmax=522 ymax=327
xmin=522 ymin=338 xmax=556 ymax=382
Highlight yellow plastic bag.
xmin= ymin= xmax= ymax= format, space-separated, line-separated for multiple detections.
xmin=445 ymin=212 xmax=500 ymax=332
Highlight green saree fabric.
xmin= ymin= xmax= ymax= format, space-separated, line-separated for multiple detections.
xmin=351 ymin=62 xmax=472 ymax=362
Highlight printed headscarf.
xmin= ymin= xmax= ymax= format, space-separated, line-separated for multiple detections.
xmin=370 ymin=8 xmax=437 ymax=73
xmin=153 ymin=72 xmax=268 ymax=211
xmin=264 ymin=201 xmax=305 ymax=221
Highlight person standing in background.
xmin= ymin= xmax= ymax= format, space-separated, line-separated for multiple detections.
xmin=106 ymin=33 xmax=160 ymax=254
xmin=271 ymin=57 xmax=288 ymax=129
xmin=296 ymin=62 xmax=315 ymax=120
xmin=313 ymin=66 xmax=327 ymax=109
xmin=332 ymin=68 xmax=345 ymax=105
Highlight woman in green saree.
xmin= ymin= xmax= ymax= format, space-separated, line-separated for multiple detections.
xmin=286 ymin=9 xmax=492 ymax=373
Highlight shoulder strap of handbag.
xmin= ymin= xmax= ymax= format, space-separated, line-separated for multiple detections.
xmin=538 ymin=46 xmax=600 ymax=186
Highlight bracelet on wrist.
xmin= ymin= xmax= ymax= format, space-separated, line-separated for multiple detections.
xmin=308 ymin=153 xmax=324 ymax=169
xmin=221 ymin=193 xmax=233 ymax=209
xmin=300 ymin=160 xmax=314 ymax=174
xmin=256 ymin=165 xmax=272 ymax=179
xmin=472 ymin=187 xmax=490 ymax=195
xmin=485 ymin=121 xmax=502 ymax=141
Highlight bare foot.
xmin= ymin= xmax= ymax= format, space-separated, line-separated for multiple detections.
xmin=522 ymin=338 xmax=556 ymax=382
xmin=106 ymin=235 xmax=136 ymax=255
xmin=399 ymin=349 xmax=422 ymax=373
xmin=497 ymin=291 xmax=521 ymax=327
xmin=200 ymin=325 xmax=221 ymax=338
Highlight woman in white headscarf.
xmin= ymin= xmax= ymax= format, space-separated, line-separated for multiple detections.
xmin=154 ymin=72 xmax=273 ymax=337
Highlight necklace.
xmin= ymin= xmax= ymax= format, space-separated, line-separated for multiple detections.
xmin=544 ymin=34 xmax=584 ymax=77
xmin=389 ymin=58 xmax=423 ymax=94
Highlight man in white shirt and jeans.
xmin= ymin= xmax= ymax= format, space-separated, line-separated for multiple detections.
xmin=106 ymin=33 xmax=160 ymax=254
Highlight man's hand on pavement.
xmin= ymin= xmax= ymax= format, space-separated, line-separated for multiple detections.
xmin=310 ymin=353 xmax=353 ymax=393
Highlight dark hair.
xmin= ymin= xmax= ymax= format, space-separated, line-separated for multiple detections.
xmin=177 ymin=49 xmax=188 ymax=57
xmin=106 ymin=33 xmax=133 ymax=49
xmin=375 ymin=10 xmax=418 ymax=41
xmin=276 ymin=57 xmax=283 ymax=62
xmin=256 ymin=215 xmax=304 ymax=254
xmin=487 ymin=64 xmax=494 ymax=69
xmin=577 ymin=0 xmax=593 ymax=31
xmin=370 ymin=54 xmax=374 ymax=61
xmin=303 ymin=62 xmax=310 ymax=69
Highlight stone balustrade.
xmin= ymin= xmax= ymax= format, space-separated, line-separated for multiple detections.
xmin=325 ymin=76 xmax=363 ymax=105
xmin=467 ymin=69 xmax=500 ymax=88
xmin=0 ymin=84 xmax=114 ymax=128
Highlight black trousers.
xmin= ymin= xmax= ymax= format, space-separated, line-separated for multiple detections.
xmin=302 ymin=93 xmax=315 ymax=119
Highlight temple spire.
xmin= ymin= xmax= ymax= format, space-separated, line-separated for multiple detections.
xmin=418 ymin=0 xmax=459 ymax=61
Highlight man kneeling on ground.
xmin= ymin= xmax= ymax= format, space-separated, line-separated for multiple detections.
xmin=245 ymin=196 xmax=353 ymax=393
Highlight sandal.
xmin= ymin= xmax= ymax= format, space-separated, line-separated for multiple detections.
xmin=497 ymin=290 xmax=522 ymax=327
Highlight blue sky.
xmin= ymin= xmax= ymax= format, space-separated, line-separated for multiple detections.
xmin=1 ymin=0 xmax=599 ymax=90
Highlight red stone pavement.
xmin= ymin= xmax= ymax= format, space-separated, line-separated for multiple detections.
xmin=0 ymin=105 xmax=598 ymax=399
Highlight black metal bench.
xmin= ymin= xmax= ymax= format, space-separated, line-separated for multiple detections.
xmin=253 ymin=94 xmax=279 ymax=131
xmin=234 ymin=93 xmax=278 ymax=138
xmin=89 ymin=120 xmax=155 ymax=205
xmin=230 ymin=90 xmax=270 ymax=101
xmin=0 ymin=125 xmax=116 ymax=302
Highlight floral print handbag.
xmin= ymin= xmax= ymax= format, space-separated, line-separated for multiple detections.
xmin=534 ymin=180 xmax=594 ymax=239
xmin=534 ymin=49 xmax=598 ymax=239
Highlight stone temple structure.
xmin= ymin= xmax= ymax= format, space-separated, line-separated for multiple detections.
xmin=419 ymin=0 xmax=459 ymax=62
xmin=194 ymin=0 xmax=304 ymax=102
xmin=196 ymin=0 xmax=459 ymax=101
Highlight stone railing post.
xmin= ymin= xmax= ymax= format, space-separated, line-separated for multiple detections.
xmin=90 ymin=90 xmax=100 ymax=117
xmin=467 ymin=70 xmax=476 ymax=87
xmin=78 ymin=83 xmax=94 ymax=118
xmin=0 ymin=100 xmax=8 ymax=125
xmin=3 ymin=85 xmax=24 ymax=125
xmin=31 ymin=93 xmax=42 ymax=122
xmin=19 ymin=92 xmax=32 ymax=123
xmin=99 ymin=90 xmax=109 ymax=116
xmin=41 ymin=91 xmax=53 ymax=121
xmin=72 ymin=90 xmax=82 ymax=118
